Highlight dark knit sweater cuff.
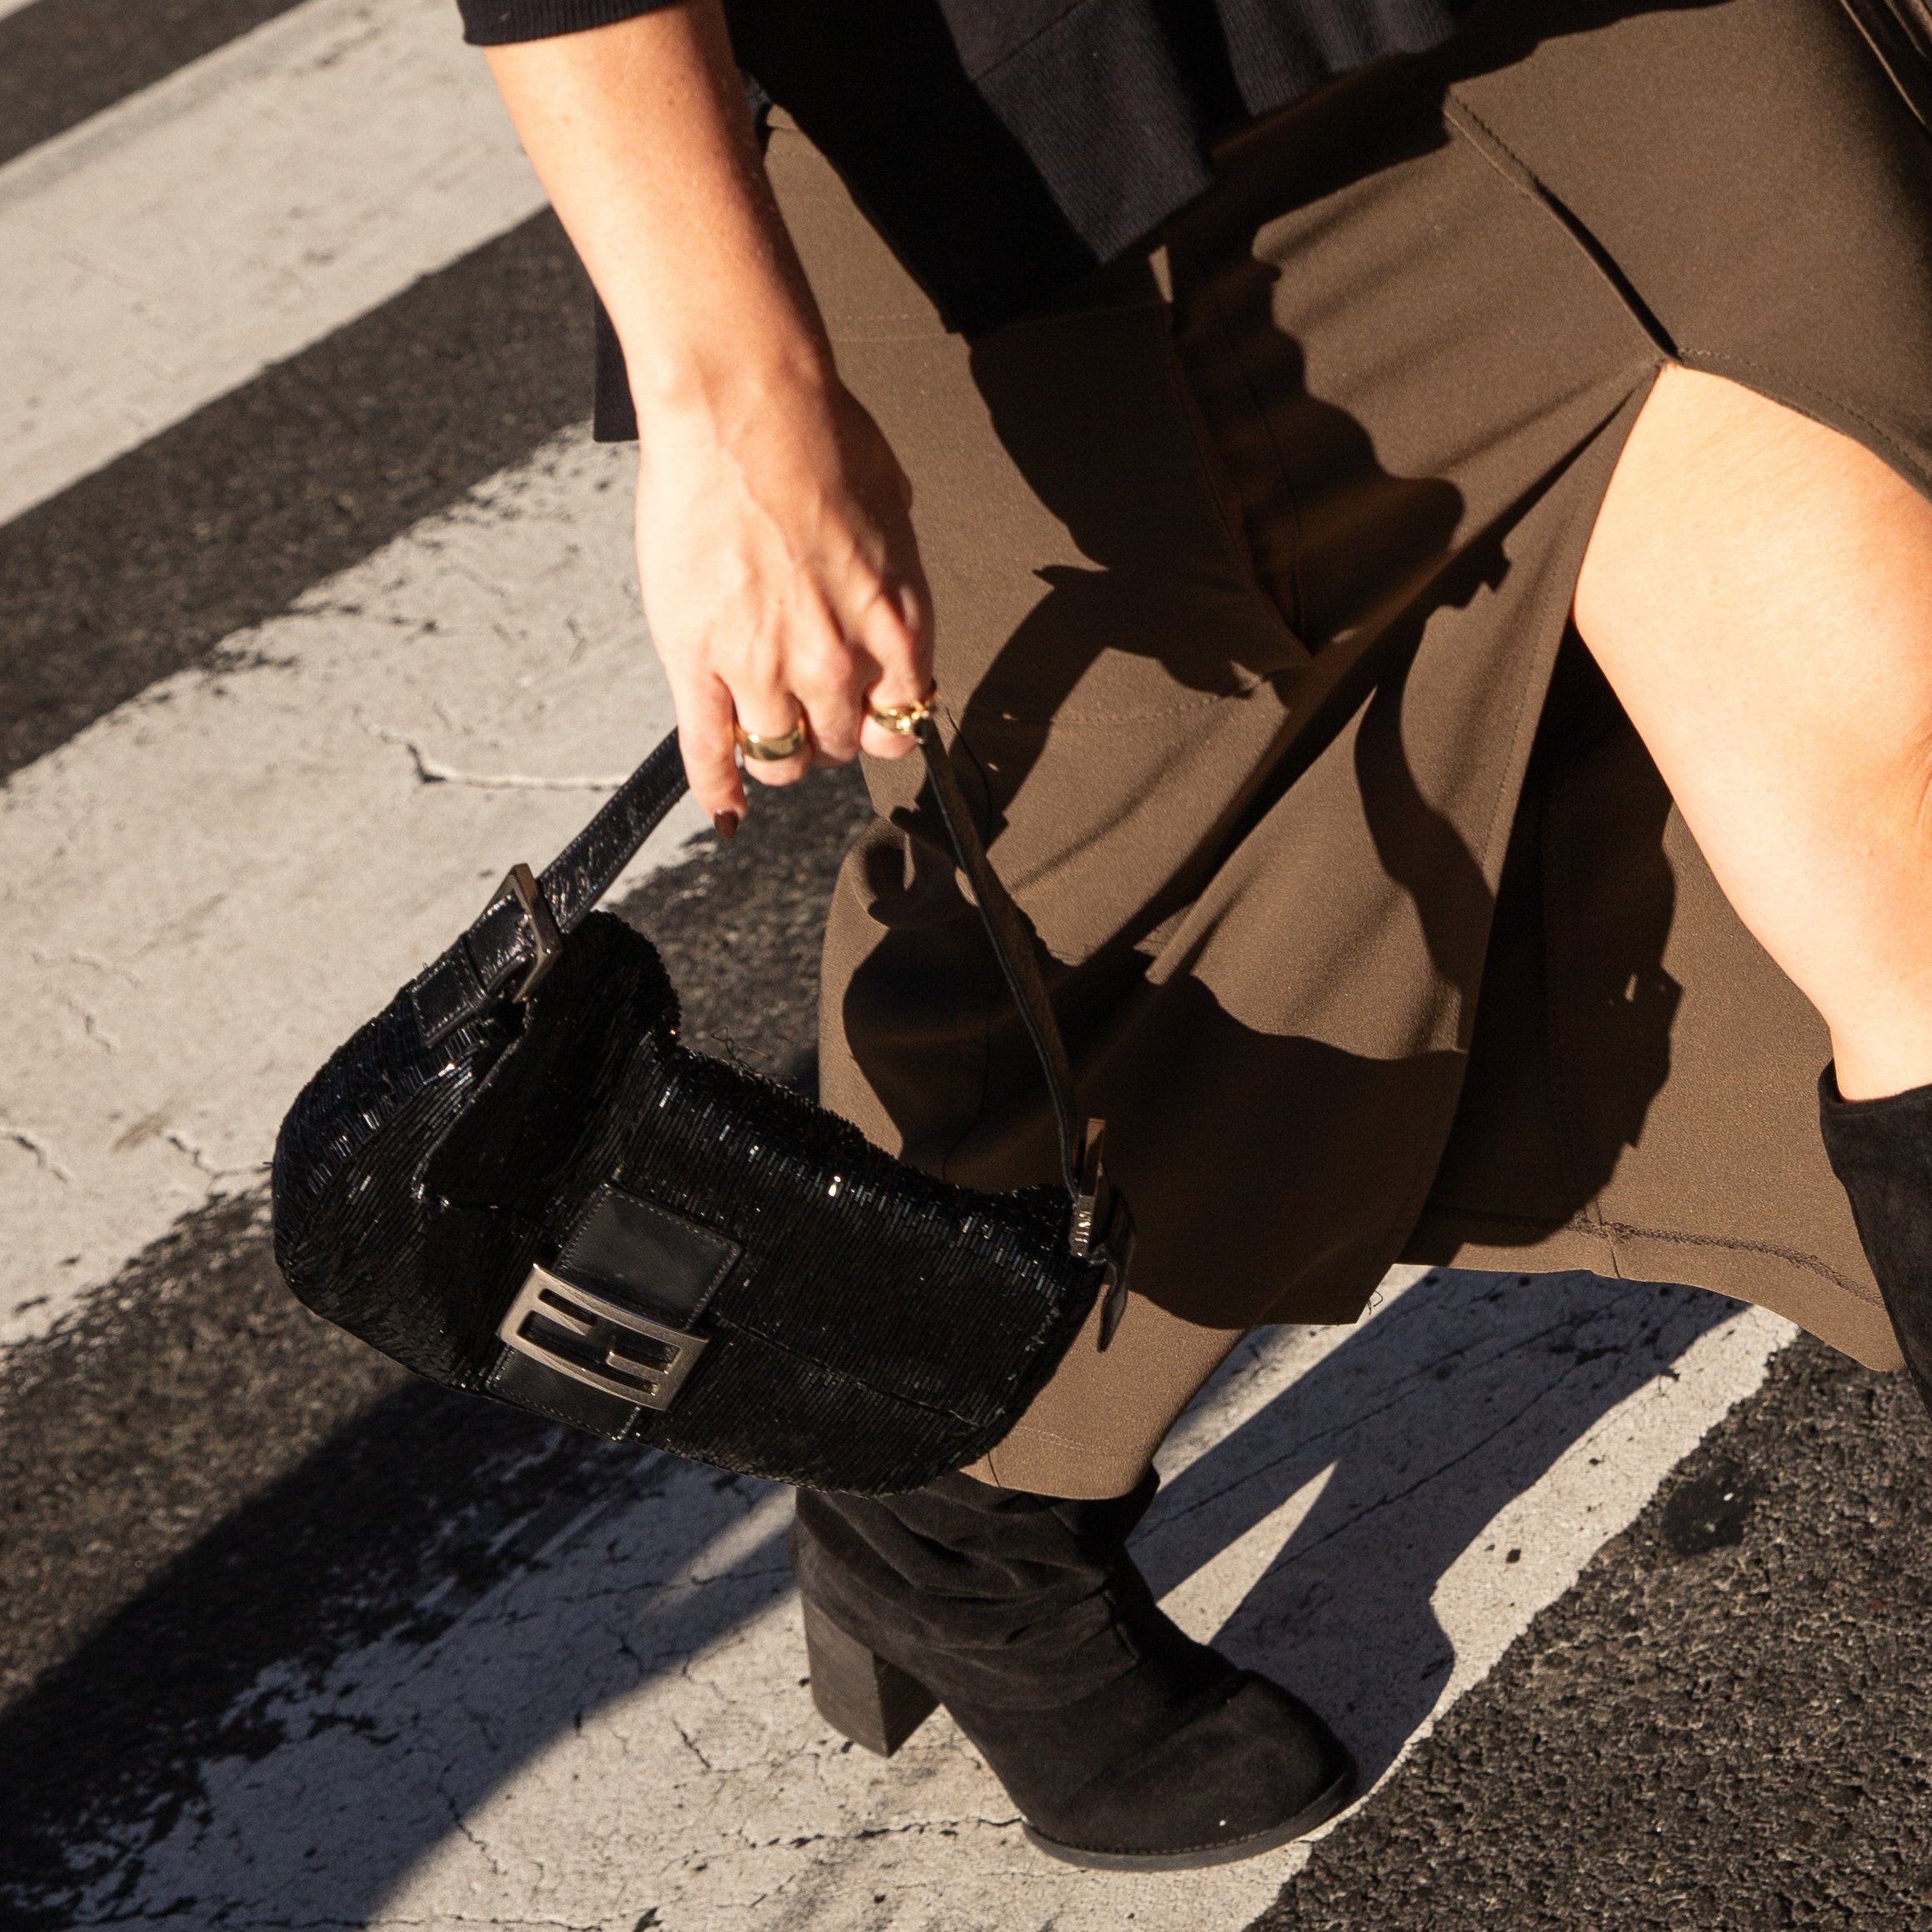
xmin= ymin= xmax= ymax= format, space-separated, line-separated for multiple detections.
xmin=457 ymin=0 xmax=678 ymax=48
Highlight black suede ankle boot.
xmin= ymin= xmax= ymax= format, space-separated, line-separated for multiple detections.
xmin=791 ymin=1470 xmax=1356 ymax=1869
xmin=1819 ymin=1066 xmax=1932 ymax=1415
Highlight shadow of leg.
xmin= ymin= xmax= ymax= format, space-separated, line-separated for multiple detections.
xmin=1134 ymin=1265 xmax=1744 ymax=1784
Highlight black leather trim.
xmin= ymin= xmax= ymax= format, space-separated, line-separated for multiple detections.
xmin=554 ymin=1184 xmax=741 ymax=1324
xmin=413 ymin=718 xmax=1098 ymax=1227
xmin=487 ymin=1344 xmax=644 ymax=1439
xmin=410 ymin=942 xmax=487 ymax=1048
xmin=428 ymin=730 xmax=692 ymax=1043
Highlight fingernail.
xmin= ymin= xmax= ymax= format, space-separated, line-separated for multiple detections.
xmin=713 ymin=810 xmax=740 ymax=842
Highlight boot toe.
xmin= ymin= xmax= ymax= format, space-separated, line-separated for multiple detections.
xmin=964 ymin=1668 xmax=1357 ymax=1871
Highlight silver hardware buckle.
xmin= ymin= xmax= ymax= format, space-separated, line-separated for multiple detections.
xmin=500 ymin=863 xmax=563 ymax=1002
xmin=1069 ymin=1118 xmax=1109 ymax=1260
xmin=497 ymin=1264 xmax=708 ymax=1411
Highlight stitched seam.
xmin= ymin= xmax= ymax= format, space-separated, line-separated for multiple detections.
xmin=1451 ymin=511 xmax=1580 ymax=1060
xmin=1407 ymin=601 xmax=1579 ymax=1244
xmin=1435 ymin=108 xmax=1932 ymax=510
xmin=558 ymin=1184 xmax=741 ymax=1319
xmin=1523 ymin=370 xmax=1665 ymax=1247
xmin=486 ymin=1359 xmax=639 ymax=1433
xmin=1425 ymin=1205 xmax=1879 ymax=1304
xmin=1345 ymin=403 xmax=1650 ymax=1283
xmin=1441 ymin=90 xmax=1676 ymax=359
xmin=994 ymin=1414 xmax=1137 ymax=1453
xmin=1542 ymin=716 xmax=1610 ymax=1242
xmin=828 ymin=324 xmax=952 ymax=343
xmin=1423 ymin=1202 xmax=1615 ymax=1244
xmin=1674 ymin=351 xmax=1932 ymax=500
xmin=1149 ymin=294 xmax=1310 ymax=662
xmin=959 ymin=682 xmax=1268 ymax=728
xmin=1589 ymin=1219 xmax=1878 ymax=1301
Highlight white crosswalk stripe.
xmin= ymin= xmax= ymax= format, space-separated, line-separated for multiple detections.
xmin=0 ymin=0 xmax=544 ymax=525
xmin=2 ymin=426 xmax=700 ymax=1354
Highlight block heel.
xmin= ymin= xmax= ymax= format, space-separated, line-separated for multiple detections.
xmin=802 ymin=1594 xmax=938 ymax=1756
xmin=792 ymin=1469 xmax=1358 ymax=1867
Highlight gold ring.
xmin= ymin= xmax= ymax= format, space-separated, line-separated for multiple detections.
xmin=866 ymin=686 xmax=939 ymax=736
xmin=734 ymin=717 xmax=808 ymax=762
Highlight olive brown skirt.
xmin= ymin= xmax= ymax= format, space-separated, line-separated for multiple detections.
xmin=768 ymin=0 xmax=1932 ymax=1497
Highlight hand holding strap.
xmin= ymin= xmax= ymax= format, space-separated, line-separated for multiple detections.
xmin=411 ymin=720 xmax=1130 ymax=1286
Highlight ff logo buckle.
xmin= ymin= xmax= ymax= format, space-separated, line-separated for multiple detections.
xmin=498 ymin=1264 xmax=708 ymax=1412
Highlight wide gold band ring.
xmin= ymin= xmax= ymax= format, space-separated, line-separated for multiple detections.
xmin=734 ymin=717 xmax=808 ymax=762
xmin=865 ymin=686 xmax=939 ymax=736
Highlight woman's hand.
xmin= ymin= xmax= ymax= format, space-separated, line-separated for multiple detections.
xmin=634 ymin=354 xmax=931 ymax=830
xmin=483 ymin=1 xmax=931 ymax=829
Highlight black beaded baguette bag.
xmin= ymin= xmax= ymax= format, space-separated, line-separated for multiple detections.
xmin=271 ymin=713 xmax=1133 ymax=1494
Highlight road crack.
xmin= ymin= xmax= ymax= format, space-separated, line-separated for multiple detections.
xmin=2 ymin=1119 xmax=74 ymax=1183
xmin=358 ymin=717 xmax=629 ymax=793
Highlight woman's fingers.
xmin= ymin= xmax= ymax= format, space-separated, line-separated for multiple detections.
xmin=733 ymin=688 xmax=815 ymax=785
xmin=855 ymin=578 xmax=933 ymax=762
xmin=673 ymin=672 xmax=748 ymax=825
xmin=670 ymin=573 xmax=928 ymax=803
xmin=636 ymin=373 xmax=935 ymax=807
xmin=770 ymin=596 xmax=858 ymax=766
xmin=740 ymin=574 xmax=927 ymax=773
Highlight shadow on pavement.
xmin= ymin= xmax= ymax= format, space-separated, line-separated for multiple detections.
xmin=0 ymin=1363 xmax=797 ymax=1927
xmin=1136 ymin=1268 xmax=1739 ymax=1784
xmin=0 ymin=1265 xmax=1734 ymax=1924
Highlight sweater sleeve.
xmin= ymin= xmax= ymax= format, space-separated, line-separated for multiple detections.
xmin=456 ymin=0 xmax=679 ymax=47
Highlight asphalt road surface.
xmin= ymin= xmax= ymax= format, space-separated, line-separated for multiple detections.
xmin=3 ymin=2 xmax=1929 ymax=1925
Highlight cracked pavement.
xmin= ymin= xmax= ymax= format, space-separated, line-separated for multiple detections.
xmin=1 ymin=424 xmax=705 ymax=1354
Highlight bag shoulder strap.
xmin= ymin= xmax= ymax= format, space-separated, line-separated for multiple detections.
xmin=413 ymin=728 xmax=688 ymax=1048
xmin=413 ymin=721 xmax=1089 ymax=1204
xmin=913 ymin=717 xmax=1084 ymax=1198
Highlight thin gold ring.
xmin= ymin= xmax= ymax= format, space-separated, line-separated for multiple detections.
xmin=866 ymin=685 xmax=939 ymax=736
xmin=734 ymin=717 xmax=808 ymax=762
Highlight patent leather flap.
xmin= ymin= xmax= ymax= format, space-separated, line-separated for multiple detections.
xmin=555 ymin=1182 xmax=741 ymax=1324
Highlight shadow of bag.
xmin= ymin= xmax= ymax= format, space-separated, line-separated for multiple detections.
xmin=269 ymin=718 xmax=1132 ymax=1494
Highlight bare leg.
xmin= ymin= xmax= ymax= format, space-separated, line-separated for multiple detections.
xmin=1574 ymin=365 xmax=1932 ymax=1103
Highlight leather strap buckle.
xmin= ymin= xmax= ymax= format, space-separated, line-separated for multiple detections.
xmin=1069 ymin=1119 xmax=1136 ymax=1347
xmin=497 ymin=1264 xmax=708 ymax=1411
xmin=1069 ymin=1118 xmax=1111 ymax=1260
xmin=499 ymin=862 xmax=563 ymax=1002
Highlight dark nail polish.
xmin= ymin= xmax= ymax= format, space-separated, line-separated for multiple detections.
xmin=713 ymin=810 xmax=741 ymax=841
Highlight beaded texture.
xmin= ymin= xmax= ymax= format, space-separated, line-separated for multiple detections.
xmin=272 ymin=913 xmax=1103 ymax=1494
